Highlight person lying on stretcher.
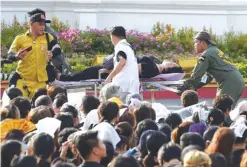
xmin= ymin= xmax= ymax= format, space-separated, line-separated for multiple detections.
xmin=55 ymin=55 xmax=183 ymax=82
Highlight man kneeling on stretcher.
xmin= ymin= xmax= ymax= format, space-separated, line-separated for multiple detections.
xmin=55 ymin=55 xmax=183 ymax=82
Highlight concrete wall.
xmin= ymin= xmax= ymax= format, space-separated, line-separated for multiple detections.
xmin=1 ymin=0 xmax=247 ymax=35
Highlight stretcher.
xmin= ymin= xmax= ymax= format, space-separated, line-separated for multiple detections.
xmin=49 ymin=73 xmax=186 ymax=96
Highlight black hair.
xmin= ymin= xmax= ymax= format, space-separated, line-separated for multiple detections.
xmin=115 ymin=122 xmax=133 ymax=142
xmin=180 ymin=132 xmax=205 ymax=149
xmin=10 ymin=97 xmax=31 ymax=119
xmin=109 ymin=155 xmax=140 ymax=167
xmin=164 ymin=113 xmax=182 ymax=129
xmin=22 ymin=132 xmax=37 ymax=145
xmin=10 ymin=156 xmax=37 ymax=167
xmin=143 ymin=131 xmax=168 ymax=167
xmin=3 ymin=104 xmax=20 ymax=120
xmin=1 ymin=140 xmax=22 ymax=167
xmin=5 ymin=130 xmax=25 ymax=141
xmin=203 ymin=126 xmax=219 ymax=143
xmin=207 ymin=108 xmax=225 ymax=126
xmin=136 ymin=119 xmax=158 ymax=139
xmin=111 ymin=26 xmax=126 ymax=39
xmin=27 ymin=8 xmax=46 ymax=17
xmin=98 ymin=101 xmax=119 ymax=123
xmin=60 ymin=104 xmax=78 ymax=118
xmin=181 ymin=90 xmax=199 ymax=107
xmin=35 ymin=95 xmax=53 ymax=107
xmin=51 ymin=158 xmax=76 ymax=167
xmin=31 ymin=88 xmax=47 ymax=107
xmin=181 ymin=145 xmax=204 ymax=160
xmin=209 ymin=153 xmax=227 ymax=167
xmin=158 ymin=124 xmax=172 ymax=141
xmin=101 ymin=141 xmax=114 ymax=167
xmin=75 ymin=131 xmax=100 ymax=160
xmin=158 ymin=142 xmax=182 ymax=165
xmin=81 ymin=95 xmax=100 ymax=115
xmin=33 ymin=133 xmax=55 ymax=166
xmin=55 ymin=113 xmax=74 ymax=131
xmin=235 ymin=128 xmax=247 ymax=144
xmin=57 ymin=128 xmax=78 ymax=146
xmin=116 ymin=135 xmax=129 ymax=151
xmin=53 ymin=94 xmax=68 ymax=109
xmin=6 ymin=87 xmax=23 ymax=100
xmin=134 ymin=105 xmax=152 ymax=124
xmin=213 ymin=94 xmax=234 ymax=113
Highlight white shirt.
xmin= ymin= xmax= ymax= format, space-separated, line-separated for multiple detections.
xmin=112 ymin=39 xmax=140 ymax=94
xmin=93 ymin=122 xmax=120 ymax=149
xmin=81 ymin=109 xmax=99 ymax=130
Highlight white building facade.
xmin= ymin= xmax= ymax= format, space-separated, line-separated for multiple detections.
xmin=1 ymin=0 xmax=247 ymax=35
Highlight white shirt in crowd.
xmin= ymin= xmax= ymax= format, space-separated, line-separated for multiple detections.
xmin=112 ymin=39 xmax=140 ymax=95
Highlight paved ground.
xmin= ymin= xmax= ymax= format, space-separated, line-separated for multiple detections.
xmin=145 ymin=98 xmax=247 ymax=111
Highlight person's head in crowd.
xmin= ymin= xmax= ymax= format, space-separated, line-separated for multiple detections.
xmin=209 ymin=153 xmax=227 ymax=167
xmin=143 ymin=131 xmax=168 ymax=167
xmin=10 ymin=155 xmax=37 ymax=167
xmin=47 ymin=86 xmax=66 ymax=101
xmin=240 ymin=150 xmax=247 ymax=167
xmin=213 ymin=94 xmax=234 ymax=116
xmin=189 ymin=122 xmax=207 ymax=136
xmin=108 ymin=97 xmax=123 ymax=107
xmin=1 ymin=104 xmax=20 ymax=121
xmin=207 ymin=108 xmax=225 ymax=126
xmin=1 ymin=140 xmax=22 ymax=167
xmin=134 ymin=105 xmax=153 ymax=125
xmin=22 ymin=132 xmax=37 ymax=156
xmin=149 ymin=107 xmax=156 ymax=121
xmin=181 ymin=90 xmax=199 ymax=107
xmin=75 ymin=131 xmax=106 ymax=163
xmin=171 ymin=121 xmax=193 ymax=144
xmin=81 ymin=95 xmax=100 ymax=115
xmin=136 ymin=119 xmax=158 ymax=140
xmin=203 ymin=126 xmax=219 ymax=148
xmin=180 ymin=132 xmax=205 ymax=150
xmin=4 ymin=130 xmax=25 ymax=142
xmin=183 ymin=150 xmax=211 ymax=167
xmin=138 ymin=130 xmax=157 ymax=158
xmin=126 ymin=93 xmax=143 ymax=105
xmin=55 ymin=113 xmax=74 ymax=131
xmin=158 ymin=142 xmax=182 ymax=167
xmin=60 ymin=103 xmax=79 ymax=127
xmin=110 ymin=26 xmax=126 ymax=46
xmin=115 ymin=122 xmax=134 ymax=146
xmin=158 ymin=123 xmax=172 ymax=141
xmin=109 ymin=155 xmax=140 ymax=167
xmin=181 ymin=145 xmax=204 ymax=160
xmin=205 ymin=127 xmax=236 ymax=165
xmin=53 ymin=93 xmax=68 ymax=114
xmin=141 ymin=101 xmax=152 ymax=108
xmin=128 ymin=98 xmax=142 ymax=111
xmin=99 ymin=83 xmax=121 ymax=102
xmin=6 ymin=87 xmax=23 ymax=100
xmin=35 ymin=95 xmax=52 ymax=108
xmin=116 ymin=135 xmax=129 ymax=155
xmin=31 ymin=88 xmax=47 ymax=107
xmin=98 ymin=101 xmax=119 ymax=125
xmin=10 ymin=97 xmax=31 ymax=119
xmin=33 ymin=133 xmax=55 ymax=166
xmin=27 ymin=105 xmax=54 ymax=124
xmin=101 ymin=141 xmax=115 ymax=167
xmin=229 ymin=100 xmax=247 ymax=121
xmin=165 ymin=113 xmax=182 ymax=129
xmin=51 ymin=161 xmax=76 ymax=167
xmin=118 ymin=109 xmax=136 ymax=127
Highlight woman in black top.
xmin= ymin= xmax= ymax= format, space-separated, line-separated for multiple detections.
xmin=55 ymin=55 xmax=183 ymax=82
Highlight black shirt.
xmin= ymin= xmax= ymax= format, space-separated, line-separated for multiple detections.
xmin=79 ymin=162 xmax=104 ymax=167
xmin=232 ymin=149 xmax=245 ymax=167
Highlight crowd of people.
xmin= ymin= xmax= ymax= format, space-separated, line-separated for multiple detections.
xmin=0 ymin=84 xmax=247 ymax=167
xmin=1 ymin=7 xmax=247 ymax=167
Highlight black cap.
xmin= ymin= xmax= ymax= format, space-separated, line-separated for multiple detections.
xmin=27 ymin=8 xmax=46 ymax=17
xmin=111 ymin=26 xmax=126 ymax=38
xmin=194 ymin=31 xmax=216 ymax=45
xmin=30 ymin=13 xmax=51 ymax=23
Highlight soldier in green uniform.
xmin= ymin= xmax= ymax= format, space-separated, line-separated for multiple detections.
xmin=178 ymin=31 xmax=245 ymax=108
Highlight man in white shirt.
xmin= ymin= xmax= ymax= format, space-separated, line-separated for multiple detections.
xmin=104 ymin=26 xmax=140 ymax=102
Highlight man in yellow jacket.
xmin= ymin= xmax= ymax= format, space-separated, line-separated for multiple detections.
xmin=8 ymin=13 xmax=57 ymax=98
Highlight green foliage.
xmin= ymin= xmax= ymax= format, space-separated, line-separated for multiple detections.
xmin=50 ymin=17 xmax=70 ymax=32
xmin=235 ymin=62 xmax=247 ymax=77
